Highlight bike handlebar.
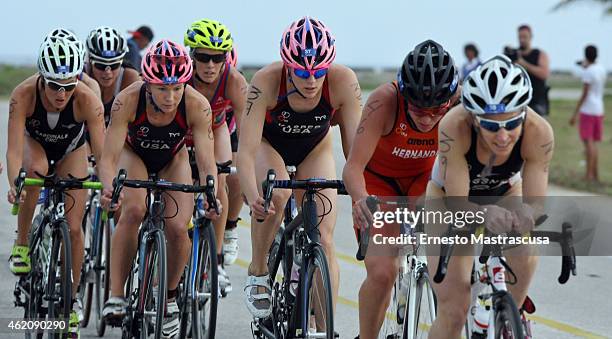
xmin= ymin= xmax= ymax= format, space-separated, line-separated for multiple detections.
xmin=11 ymin=168 xmax=103 ymax=215
xmin=433 ymin=214 xmax=577 ymax=285
xmin=259 ymin=169 xmax=348 ymax=222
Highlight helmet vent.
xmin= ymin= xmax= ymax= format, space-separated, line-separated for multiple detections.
xmin=501 ymin=92 xmax=516 ymax=106
xmin=488 ymin=73 xmax=498 ymax=98
xmin=472 ymin=94 xmax=487 ymax=110
xmin=511 ymin=74 xmax=521 ymax=85
xmin=500 ymin=67 xmax=508 ymax=77
xmin=517 ymin=92 xmax=530 ymax=106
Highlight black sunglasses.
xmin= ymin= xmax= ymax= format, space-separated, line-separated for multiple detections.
xmin=92 ymin=60 xmax=122 ymax=71
xmin=192 ymin=52 xmax=227 ymax=64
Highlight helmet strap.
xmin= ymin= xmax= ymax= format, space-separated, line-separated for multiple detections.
xmin=145 ymin=85 xmax=163 ymax=113
xmin=286 ymin=71 xmax=306 ymax=99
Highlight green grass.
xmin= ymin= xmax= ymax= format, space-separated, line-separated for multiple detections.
xmin=548 ymin=95 xmax=612 ymax=195
xmin=0 ymin=64 xmax=37 ymax=97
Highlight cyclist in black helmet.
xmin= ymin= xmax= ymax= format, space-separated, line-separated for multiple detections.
xmin=343 ymin=39 xmax=459 ymax=339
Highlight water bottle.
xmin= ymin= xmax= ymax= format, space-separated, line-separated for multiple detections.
xmin=471 ymin=299 xmax=490 ymax=335
xmin=396 ymin=258 xmax=409 ymax=324
xmin=37 ymin=188 xmax=48 ymax=205
xmin=487 ymin=256 xmax=507 ymax=291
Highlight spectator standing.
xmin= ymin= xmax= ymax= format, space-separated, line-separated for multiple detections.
xmin=505 ymin=25 xmax=550 ymax=117
xmin=570 ymin=45 xmax=607 ymax=183
xmin=124 ymin=25 xmax=154 ymax=72
xmin=461 ymin=43 xmax=481 ymax=80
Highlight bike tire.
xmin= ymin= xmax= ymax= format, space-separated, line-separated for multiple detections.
xmin=79 ymin=200 xmax=94 ymax=328
xmin=302 ymin=244 xmax=334 ymax=339
xmin=403 ymin=272 xmax=436 ymax=339
xmin=138 ymin=231 xmax=167 ymax=339
xmin=47 ymin=220 xmax=73 ymax=338
xmin=24 ymin=221 xmax=45 ymax=339
xmin=191 ymin=223 xmax=218 ymax=339
xmin=494 ymin=292 xmax=524 ymax=339
xmin=95 ymin=216 xmax=111 ymax=336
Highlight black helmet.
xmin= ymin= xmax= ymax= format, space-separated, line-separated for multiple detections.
xmin=397 ymin=39 xmax=458 ymax=107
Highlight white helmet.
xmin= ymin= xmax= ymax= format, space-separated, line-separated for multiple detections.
xmin=38 ymin=36 xmax=85 ymax=80
xmin=86 ymin=26 xmax=128 ymax=63
xmin=44 ymin=28 xmax=85 ymax=56
xmin=462 ymin=55 xmax=532 ymax=115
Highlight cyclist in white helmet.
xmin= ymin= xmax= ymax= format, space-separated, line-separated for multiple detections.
xmin=85 ymin=26 xmax=140 ymax=129
xmin=6 ymin=31 xmax=106 ymax=339
xmin=426 ymin=55 xmax=554 ymax=338
xmin=45 ymin=28 xmax=102 ymax=99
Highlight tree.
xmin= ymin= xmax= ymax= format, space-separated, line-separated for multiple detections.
xmin=553 ymin=0 xmax=612 ymax=15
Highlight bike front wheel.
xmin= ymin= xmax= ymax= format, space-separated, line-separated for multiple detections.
xmin=139 ymin=231 xmax=167 ymax=339
xmin=494 ymin=292 xmax=524 ymax=339
xmin=402 ymin=271 xmax=436 ymax=339
xmin=302 ymin=244 xmax=334 ymax=339
xmin=190 ymin=223 xmax=218 ymax=339
xmin=47 ymin=220 xmax=73 ymax=338
xmin=94 ymin=216 xmax=112 ymax=336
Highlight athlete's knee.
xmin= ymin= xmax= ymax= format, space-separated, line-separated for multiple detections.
xmin=365 ymin=259 xmax=397 ymax=289
xmin=118 ymin=203 xmax=146 ymax=229
xmin=164 ymin=220 xmax=190 ymax=244
xmin=436 ymin=288 xmax=470 ymax=329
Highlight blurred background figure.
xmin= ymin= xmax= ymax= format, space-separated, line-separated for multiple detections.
xmin=461 ymin=43 xmax=481 ymax=81
xmin=124 ymin=25 xmax=154 ymax=72
xmin=569 ymin=45 xmax=607 ymax=183
xmin=504 ymin=24 xmax=550 ymax=117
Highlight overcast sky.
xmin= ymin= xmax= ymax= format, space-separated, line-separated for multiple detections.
xmin=1 ymin=0 xmax=610 ymax=70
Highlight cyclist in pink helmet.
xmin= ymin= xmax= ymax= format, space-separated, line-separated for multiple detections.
xmin=238 ymin=16 xmax=362 ymax=321
xmin=98 ymin=39 xmax=220 ymax=337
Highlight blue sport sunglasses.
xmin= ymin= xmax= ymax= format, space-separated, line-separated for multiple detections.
xmin=476 ymin=110 xmax=526 ymax=132
xmin=292 ymin=67 xmax=328 ymax=79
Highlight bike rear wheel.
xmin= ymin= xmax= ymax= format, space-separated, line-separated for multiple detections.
xmin=95 ymin=216 xmax=112 ymax=336
xmin=191 ymin=223 xmax=218 ymax=339
xmin=47 ymin=221 xmax=73 ymax=338
xmin=494 ymin=292 xmax=524 ymax=339
xmin=302 ymin=245 xmax=334 ymax=339
xmin=138 ymin=231 xmax=167 ymax=339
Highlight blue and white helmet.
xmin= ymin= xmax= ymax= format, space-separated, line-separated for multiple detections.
xmin=462 ymin=55 xmax=532 ymax=115
xmin=86 ymin=26 xmax=128 ymax=63
xmin=38 ymin=35 xmax=84 ymax=80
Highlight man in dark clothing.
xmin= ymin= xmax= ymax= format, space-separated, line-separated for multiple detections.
xmin=514 ymin=24 xmax=551 ymax=117
xmin=124 ymin=25 xmax=154 ymax=72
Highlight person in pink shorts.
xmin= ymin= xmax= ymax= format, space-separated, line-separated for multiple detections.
xmin=570 ymin=45 xmax=607 ymax=182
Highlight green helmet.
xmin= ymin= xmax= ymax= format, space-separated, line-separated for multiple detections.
xmin=184 ymin=19 xmax=233 ymax=51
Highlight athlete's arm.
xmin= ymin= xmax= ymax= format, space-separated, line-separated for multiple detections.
xmin=186 ymin=87 xmax=218 ymax=192
xmin=80 ymin=73 xmax=102 ymax=99
xmin=98 ymin=83 xmax=138 ymax=198
xmin=343 ymin=83 xmax=395 ymax=202
xmin=226 ymin=68 xmax=248 ymax=135
xmin=236 ymin=68 xmax=276 ymax=217
xmin=6 ymin=79 xmax=33 ymax=193
xmin=75 ymin=84 xmax=106 ymax=165
xmin=437 ymin=108 xmax=471 ymax=197
xmin=516 ymin=110 xmax=554 ymax=232
xmin=330 ymin=66 xmax=362 ymax=159
xmin=121 ymin=68 xmax=141 ymax=90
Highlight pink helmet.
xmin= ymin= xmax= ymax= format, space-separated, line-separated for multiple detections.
xmin=280 ymin=17 xmax=336 ymax=70
xmin=141 ymin=39 xmax=193 ymax=85
xmin=227 ymin=46 xmax=238 ymax=67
